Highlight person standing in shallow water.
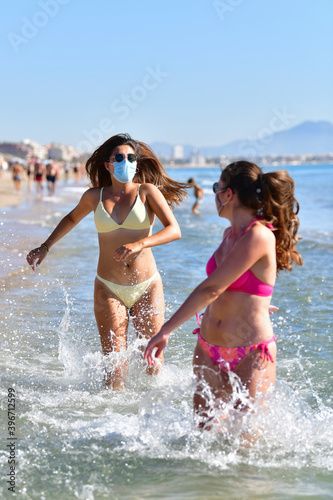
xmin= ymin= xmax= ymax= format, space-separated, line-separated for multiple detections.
xmin=34 ymin=160 xmax=45 ymax=195
xmin=46 ymin=161 xmax=59 ymax=196
xmin=187 ymin=177 xmax=204 ymax=214
xmin=145 ymin=161 xmax=303 ymax=433
xmin=26 ymin=133 xmax=188 ymax=390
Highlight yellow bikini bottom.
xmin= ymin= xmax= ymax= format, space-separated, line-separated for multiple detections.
xmin=96 ymin=272 xmax=160 ymax=309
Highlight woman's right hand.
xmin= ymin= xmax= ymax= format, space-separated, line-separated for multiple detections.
xmin=26 ymin=246 xmax=48 ymax=270
xmin=269 ymin=304 xmax=279 ymax=315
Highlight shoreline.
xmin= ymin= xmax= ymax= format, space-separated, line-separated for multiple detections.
xmin=165 ymin=160 xmax=333 ymax=169
xmin=1 ymin=161 xmax=332 ymax=209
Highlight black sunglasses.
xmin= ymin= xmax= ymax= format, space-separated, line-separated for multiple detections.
xmin=111 ymin=153 xmax=137 ymax=163
xmin=212 ymin=182 xmax=228 ymax=194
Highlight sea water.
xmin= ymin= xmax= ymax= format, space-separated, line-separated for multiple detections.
xmin=0 ymin=164 xmax=332 ymax=499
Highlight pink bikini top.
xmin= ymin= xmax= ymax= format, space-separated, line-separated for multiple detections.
xmin=206 ymin=220 xmax=274 ymax=297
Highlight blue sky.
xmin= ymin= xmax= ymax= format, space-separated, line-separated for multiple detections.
xmin=1 ymin=0 xmax=332 ymax=151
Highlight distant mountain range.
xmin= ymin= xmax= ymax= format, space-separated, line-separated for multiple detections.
xmin=151 ymin=121 xmax=333 ymax=157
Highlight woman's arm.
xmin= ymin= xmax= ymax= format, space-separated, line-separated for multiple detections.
xmin=114 ymin=183 xmax=181 ymax=262
xmin=144 ymin=225 xmax=275 ymax=365
xmin=26 ymin=188 xmax=97 ymax=270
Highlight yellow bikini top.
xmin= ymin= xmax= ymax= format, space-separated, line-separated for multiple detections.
xmin=94 ymin=186 xmax=152 ymax=233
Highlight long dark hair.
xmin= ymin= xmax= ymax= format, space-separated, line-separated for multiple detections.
xmin=85 ymin=133 xmax=188 ymax=207
xmin=221 ymin=161 xmax=303 ymax=272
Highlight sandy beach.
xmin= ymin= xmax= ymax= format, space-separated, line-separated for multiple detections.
xmin=0 ymin=168 xmax=82 ymax=210
xmin=0 ymin=170 xmax=35 ymax=209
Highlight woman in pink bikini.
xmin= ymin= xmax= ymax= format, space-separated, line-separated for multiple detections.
xmin=145 ymin=161 xmax=303 ymax=427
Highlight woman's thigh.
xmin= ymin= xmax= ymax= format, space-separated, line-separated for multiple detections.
xmin=234 ymin=343 xmax=277 ymax=400
xmin=130 ymin=274 xmax=165 ymax=339
xmin=94 ymin=277 xmax=129 ymax=354
xmin=130 ymin=275 xmax=165 ymax=365
xmin=192 ymin=342 xmax=232 ymax=410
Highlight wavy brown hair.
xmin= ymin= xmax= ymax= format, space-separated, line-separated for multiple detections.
xmin=221 ymin=161 xmax=303 ymax=272
xmin=85 ymin=133 xmax=188 ymax=207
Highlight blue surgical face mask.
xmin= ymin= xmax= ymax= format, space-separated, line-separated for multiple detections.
xmin=112 ymin=159 xmax=137 ymax=184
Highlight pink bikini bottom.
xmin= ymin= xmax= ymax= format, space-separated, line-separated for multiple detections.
xmin=193 ymin=328 xmax=276 ymax=373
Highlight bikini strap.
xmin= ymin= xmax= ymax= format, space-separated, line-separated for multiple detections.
xmin=256 ymin=217 xmax=275 ymax=231
xmin=100 ymin=187 xmax=104 ymax=201
xmin=240 ymin=219 xmax=260 ymax=236
xmin=196 ymin=313 xmax=204 ymax=325
xmin=222 ymin=220 xmax=262 ymax=246
xmin=240 ymin=218 xmax=276 ymax=236
xmin=222 ymin=228 xmax=232 ymax=243
xmin=257 ymin=336 xmax=276 ymax=363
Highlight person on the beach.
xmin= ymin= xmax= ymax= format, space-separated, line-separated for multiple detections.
xmin=12 ymin=162 xmax=25 ymax=193
xmin=187 ymin=177 xmax=204 ymax=214
xmin=46 ymin=161 xmax=59 ymax=196
xmin=0 ymin=156 xmax=6 ymax=178
xmin=27 ymin=133 xmax=187 ymax=390
xmin=145 ymin=161 xmax=303 ymax=431
xmin=26 ymin=162 xmax=33 ymax=191
xmin=64 ymin=162 xmax=70 ymax=182
xmin=73 ymin=163 xmax=80 ymax=183
xmin=34 ymin=160 xmax=45 ymax=195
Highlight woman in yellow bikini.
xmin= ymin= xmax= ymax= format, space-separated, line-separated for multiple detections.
xmin=27 ymin=133 xmax=187 ymax=389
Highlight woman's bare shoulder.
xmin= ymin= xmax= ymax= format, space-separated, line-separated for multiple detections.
xmin=139 ymin=182 xmax=159 ymax=194
xmin=79 ymin=187 xmax=101 ymax=208
xmin=248 ymin=221 xmax=275 ymax=245
xmin=138 ymin=183 xmax=162 ymax=201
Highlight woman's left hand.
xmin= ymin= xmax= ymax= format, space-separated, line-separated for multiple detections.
xmin=144 ymin=327 xmax=170 ymax=366
xmin=114 ymin=241 xmax=144 ymax=262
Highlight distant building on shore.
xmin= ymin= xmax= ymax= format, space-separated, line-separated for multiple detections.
xmin=48 ymin=143 xmax=81 ymax=162
xmin=190 ymin=148 xmax=206 ymax=166
xmin=0 ymin=139 xmax=83 ymax=163
xmin=22 ymin=139 xmax=48 ymax=160
xmin=173 ymin=145 xmax=184 ymax=160
xmin=0 ymin=141 xmax=31 ymax=159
